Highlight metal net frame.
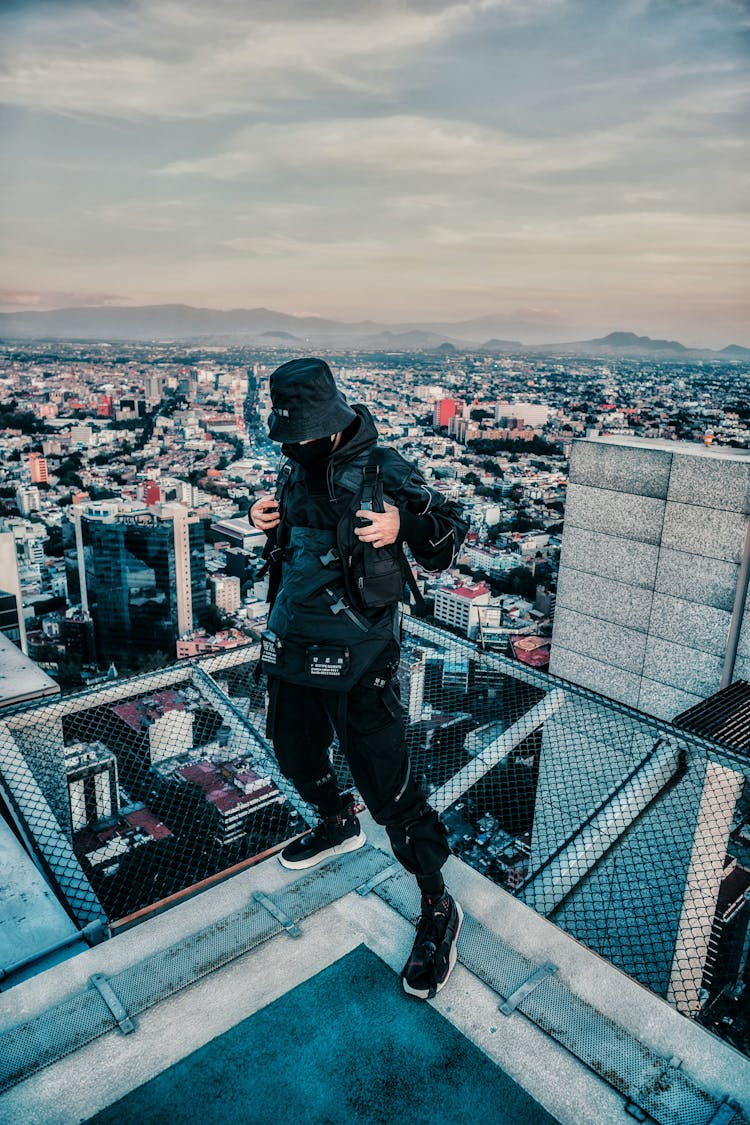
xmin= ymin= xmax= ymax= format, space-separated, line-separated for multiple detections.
xmin=1 ymin=619 xmax=749 ymax=1057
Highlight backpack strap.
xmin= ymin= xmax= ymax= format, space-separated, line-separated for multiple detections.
xmin=361 ymin=449 xmax=428 ymax=617
xmin=359 ymin=462 xmax=382 ymax=512
xmin=274 ymin=458 xmax=293 ymax=504
xmin=399 ymin=554 xmax=428 ymax=617
xmin=257 ymin=459 xmax=294 ymax=589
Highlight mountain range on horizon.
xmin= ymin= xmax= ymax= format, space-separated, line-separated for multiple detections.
xmin=0 ymin=303 xmax=747 ymax=358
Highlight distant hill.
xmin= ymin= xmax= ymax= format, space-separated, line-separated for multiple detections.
xmin=0 ymin=304 xmax=745 ymax=357
xmin=588 ymin=331 xmax=688 ymax=353
xmin=346 ymin=329 xmax=462 ymax=350
xmin=0 ymin=304 xmax=379 ymax=343
xmin=481 ymin=338 xmax=524 ymax=351
xmin=530 ymin=331 xmax=711 ymax=358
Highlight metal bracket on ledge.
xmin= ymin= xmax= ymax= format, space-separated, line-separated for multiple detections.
xmin=498 ymin=962 xmax=558 ymax=1016
xmin=253 ymin=892 xmax=302 ymax=938
xmin=356 ymin=865 xmax=399 ymax=897
xmin=90 ymin=973 xmax=135 ymax=1034
xmin=707 ymin=1101 xmax=743 ymax=1125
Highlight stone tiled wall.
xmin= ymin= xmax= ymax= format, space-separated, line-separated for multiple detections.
xmin=550 ymin=438 xmax=750 ymax=720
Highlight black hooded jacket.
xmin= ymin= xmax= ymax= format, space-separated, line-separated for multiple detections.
xmin=261 ymin=405 xmax=467 ymax=687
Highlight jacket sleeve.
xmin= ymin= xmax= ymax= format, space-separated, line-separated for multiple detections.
xmin=381 ymin=450 xmax=468 ymax=572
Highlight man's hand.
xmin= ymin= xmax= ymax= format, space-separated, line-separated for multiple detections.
xmin=354 ymin=503 xmax=400 ymax=548
xmin=250 ymin=495 xmax=280 ymax=533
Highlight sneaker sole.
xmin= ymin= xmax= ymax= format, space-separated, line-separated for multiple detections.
xmin=278 ymin=831 xmax=367 ymax=870
xmin=402 ymin=902 xmax=464 ymax=1000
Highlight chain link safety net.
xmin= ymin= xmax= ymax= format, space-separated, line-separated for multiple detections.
xmin=1 ymin=621 xmax=750 ymax=1064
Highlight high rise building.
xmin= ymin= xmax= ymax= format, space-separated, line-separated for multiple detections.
xmin=0 ymin=529 xmax=26 ymax=653
xmin=60 ymin=610 xmax=97 ymax=665
xmin=433 ymin=398 xmax=457 ymax=428
xmin=210 ymin=575 xmax=241 ymax=614
xmin=0 ymin=590 xmax=23 ymax=649
xmin=28 ymin=453 xmax=49 ymax=484
xmin=397 ymin=647 xmax=426 ymax=722
xmin=67 ymin=501 xmax=207 ymax=662
xmin=144 ymin=374 xmax=163 ymax=403
xmin=16 ymin=486 xmax=41 ymax=516
xmin=143 ymin=481 xmax=161 ymax=506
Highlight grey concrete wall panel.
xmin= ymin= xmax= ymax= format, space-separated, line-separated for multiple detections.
xmin=661 ymin=502 xmax=748 ymax=564
xmin=654 ymin=549 xmax=740 ymax=612
xmin=564 ymin=483 xmax=666 ymax=545
xmin=530 ymin=698 xmax=657 ymax=870
xmin=569 ymin=440 xmax=673 ymax=498
xmin=642 ymin=636 xmax=725 ymax=698
xmin=551 ymin=608 xmax=647 ymax=674
xmin=556 ymin=568 xmax=654 ymax=632
xmin=558 ymin=526 xmax=660 ymax=589
xmin=636 ymin=680 xmax=704 ymax=722
xmin=647 ymin=592 xmax=732 ymax=657
xmin=548 ymin=645 xmax=641 ymax=707
xmin=667 ymin=452 xmax=750 ymax=514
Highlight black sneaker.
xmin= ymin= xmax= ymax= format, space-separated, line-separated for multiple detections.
xmin=278 ymin=796 xmax=366 ymax=870
xmin=401 ymin=892 xmax=463 ymax=999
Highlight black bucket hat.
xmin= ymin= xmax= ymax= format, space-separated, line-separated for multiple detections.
xmin=268 ymin=357 xmax=356 ymax=443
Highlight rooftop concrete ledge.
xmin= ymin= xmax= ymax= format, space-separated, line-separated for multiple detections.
xmin=0 ymin=633 xmax=59 ymax=709
xmin=1 ymin=816 xmax=749 ymax=1125
xmin=582 ymin=434 xmax=750 ymax=463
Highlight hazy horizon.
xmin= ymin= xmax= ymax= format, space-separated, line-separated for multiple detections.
xmin=1 ymin=1 xmax=748 ymax=348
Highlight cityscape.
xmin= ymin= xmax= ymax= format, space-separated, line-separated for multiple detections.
xmin=1 ymin=334 xmax=750 ymax=1065
xmin=1 ymin=337 xmax=747 ymax=687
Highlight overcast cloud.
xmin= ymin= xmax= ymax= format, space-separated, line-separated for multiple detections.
xmin=1 ymin=0 xmax=748 ymax=345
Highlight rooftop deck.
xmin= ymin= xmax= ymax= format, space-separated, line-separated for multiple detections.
xmin=2 ymin=819 xmax=749 ymax=1124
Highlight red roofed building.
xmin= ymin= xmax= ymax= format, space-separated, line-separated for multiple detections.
xmin=110 ymin=689 xmax=194 ymax=777
xmin=74 ymin=805 xmax=172 ymax=873
xmin=510 ymin=634 xmax=551 ymax=669
xmin=434 ymin=582 xmax=491 ymax=638
xmin=113 ymin=689 xmax=187 ymax=732
xmin=178 ymin=758 xmax=283 ymax=845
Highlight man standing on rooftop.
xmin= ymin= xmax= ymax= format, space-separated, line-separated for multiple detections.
xmin=250 ymin=356 xmax=467 ymax=999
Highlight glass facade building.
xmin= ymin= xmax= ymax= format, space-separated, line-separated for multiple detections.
xmin=64 ymin=505 xmax=207 ymax=662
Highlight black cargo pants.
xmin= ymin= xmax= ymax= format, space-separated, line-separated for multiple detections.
xmin=266 ymin=641 xmax=450 ymax=889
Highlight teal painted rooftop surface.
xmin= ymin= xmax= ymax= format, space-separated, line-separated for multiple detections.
xmin=85 ymin=944 xmax=557 ymax=1125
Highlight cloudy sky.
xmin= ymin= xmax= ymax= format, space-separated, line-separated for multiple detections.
xmin=1 ymin=0 xmax=748 ymax=345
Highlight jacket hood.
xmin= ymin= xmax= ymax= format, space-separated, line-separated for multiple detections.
xmin=329 ymin=403 xmax=378 ymax=465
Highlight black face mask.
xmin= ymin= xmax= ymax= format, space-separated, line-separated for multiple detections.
xmin=282 ymin=435 xmax=335 ymax=466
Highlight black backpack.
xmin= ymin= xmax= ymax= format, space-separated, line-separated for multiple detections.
xmin=260 ymin=447 xmax=430 ymax=616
